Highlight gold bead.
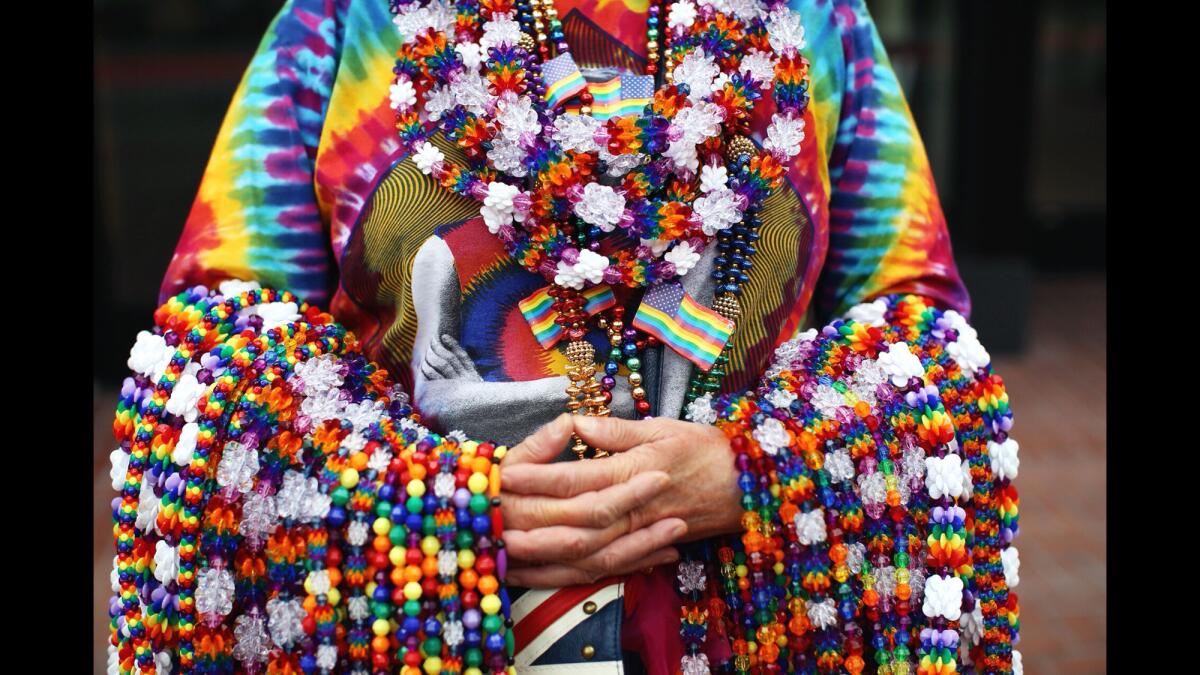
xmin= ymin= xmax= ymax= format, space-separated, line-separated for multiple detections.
xmin=631 ymin=386 xmax=646 ymax=399
xmin=518 ymin=33 xmax=536 ymax=52
xmin=628 ymin=372 xmax=642 ymax=386
xmin=646 ymin=40 xmax=658 ymax=50
xmin=580 ymin=106 xmax=592 ymax=115
xmin=712 ymin=293 xmax=742 ymax=322
xmin=537 ymin=32 xmax=548 ymax=42
xmin=725 ymin=135 xmax=757 ymax=164
xmin=565 ymin=340 xmax=595 ymax=365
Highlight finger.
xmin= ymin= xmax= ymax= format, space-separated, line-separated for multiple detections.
xmin=420 ymin=361 xmax=444 ymax=381
xmin=441 ymin=334 xmax=475 ymax=366
xmin=423 ymin=349 xmax=455 ymax=378
xmin=505 ymin=520 xmax=685 ymax=587
xmin=503 ymin=414 xmax=575 ymax=466
xmin=502 ymin=450 xmax=641 ymax=498
xmin=430 ymin=336 xmax=467 ymax=373
xmin=503 ymin=520 xmax=631 ymax=564
xmin=504 ymin=471 xmax=668 ymax=530
xmin=573 ymin=415 xmax=668 ymax=453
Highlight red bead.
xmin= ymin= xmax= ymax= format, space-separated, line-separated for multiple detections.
xmin=372 ymin=652 xmax=390 ymax=669
xmin=646 ymin=63 xmax=658 ymax=75
xmin=635 ymin=400 xmax=651 ymax=414
xmin=406 ymin=548 xmax=423 ymax=566
xmin=462 ymin=589 xmax=480 ymax=608
xmin=326 ymin=548 xmax=342 ymax=567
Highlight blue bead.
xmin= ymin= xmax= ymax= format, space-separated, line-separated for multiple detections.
xmin=466 ymin=629 xmax=483 ymax=646
xmin=406 ymin=514 xmax=423 ymax=532
xmin=472 ymin=514 xmax=492 ymax=533
xmin=404 ymin=616 xmax=422 ymax=635
xmin=374 ymin=585 xmax=391 ymax=602
xmin=425 ymin=617 xmax=442 ymax=634
xmin=379 ymin=484 xmax=395 ymax=501
xmin=486 ymin=632 xmax=506 ymax=651
xmin=391 ymin=505 xmax=406 ymax=521
xmin=326 ymin=507 xmax=346 ymax=527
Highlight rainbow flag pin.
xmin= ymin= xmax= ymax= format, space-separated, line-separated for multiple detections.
xmin=519 ymin=284 xmax=617 ymax=349
xmin=633 ymin=282 xmax=733 ymax=371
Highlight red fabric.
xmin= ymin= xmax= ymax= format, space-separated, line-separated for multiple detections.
xmin=621 ymin=568 xmax=733 ymax=675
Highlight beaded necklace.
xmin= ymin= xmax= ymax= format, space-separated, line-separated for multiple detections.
xmin=388 ymin=0 xmax=807 ymax=457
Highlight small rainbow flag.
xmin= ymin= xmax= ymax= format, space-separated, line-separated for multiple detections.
xmin=519 ymin=284 xmax=617 ymax=349
xmin=542 ymin=53 xmax=588 ymax=110
xmin=562 ymin=74 xmax=653 ymax=120
xmin=633 ymin=282 xmax=733 ymax=371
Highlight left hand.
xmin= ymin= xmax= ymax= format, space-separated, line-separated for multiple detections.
xmin=501 ymin=415 xmax=743 ymax=585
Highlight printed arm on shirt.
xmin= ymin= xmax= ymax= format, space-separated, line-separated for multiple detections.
xmin=158 ymin=0 xmax=347 ymax=308
xmin=813 ymin=0 xmax=969 ymax=322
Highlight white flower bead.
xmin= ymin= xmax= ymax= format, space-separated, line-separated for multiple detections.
xmin=1002 ymin=546 xmax=1021 ymax=588
xmin=346 ymin=520 xmax=369 ymax=547
xmin=763 ymin=112 xmax=806 ymax=159
xmin=989 ymin=437 xmax=1020 ymax=481
xmin=878 ymin=341 xmax=925 ymax=387
xmin=959 ymin=604 xmax=984 ymax=646
xmin=257 ymin=302 xmax=301 ymax=331
xmin=347 ymin=596 xmax=370 ymax=622
xmin=922 ymin=574 xmax=964 ymax=621
xmin=640 ymin=238 xmax=672 ymax=257
xmin=110 ymin=448 xmax=129 ymax=491
xmin=573 ymin=182 xmax=626 ymax=231
xmin=806 ymin=598 xmax=838 ymax=629
xmin=173 ymin=422 xmax=198 ymax=466
xmin=455 ymin=41 xmax=483 ymax=70
xmin=752 ymin=417 xmax=790 ymax=456
xmin=367 ymin=446 xmax=393 ymax=474
xmin=739 ymin=49 xmax=778 ymax=89
xmin=947 ymin=332 xmax=991 ymax=375
xmin=668 ymin=0 xmax=697 ymax=28
xmin=438 ymin=549 xmax=459 ymax=577
xmin=681 ymin=653 xmax=710 ymax=675
xmin=942 ymin=309 xmax=978 ymax=340
xmin=434 ymin=472 xmax=457 ymax=499
xmin=699 ymin=164 xmax=728 ymax=194
xmin=481 ymin=12 xmax=522 ymax=50
xmin=825 ymin=449 xmax=856 ymax=483
xmin=127 ymin=330 xmax=171 ymax=377
xmin=136 ymin=479 xmax=160 ymax=533
xmin=444 ymin=620 xmax=465 ymax=647
xmin=306 ymin=569 xmax=331 ymax=596
xmin=693 ymin=187 xmax=743 ymax=235
xmin=412 ymin=141 xmax=445 ymax=174
xmin=218 ymin=279 xmax=261 ymax=297
xmin=794 ymin=508 xmax=827 ymax=545
xmin=846 ymin=299 xmax=888 ymax=327
xmin=1013 ymin=650 xmax=1023 ymax=675
xmin=767 ymin=6 xmax=807 ymax=53
xmin=166 ymin=366 xmax=205 ymax=422
xmin=268 ymin=597 xmax=306 ymax=648
xmin=316 ymin=644 xmax=339 ymax=671
xmin=685 ymin=393 xmax=717 ymax=425
xmin=554 ymin=249 xmax=608 ymax=290
xmin=155 ymin=650 xmax=172 ymax=674
xmin=111 ymin=556 xmax=121 ymax=593
xmin=925 ymin=454 xmax=965 ymax=500
xmin=672 ymin=48 xmax=719 ymax=101
xmin=389 ymin=77 xmax=416 ymax=110
xmin=216 ymin=442 xmax=259 ymax=494
xmin=664 ymin=240 xmax=702 ymax=276
xmin=196 ymin=568 xmax=235 ymax=617
xmin=765 ymin=387 xmax=797 ymax=410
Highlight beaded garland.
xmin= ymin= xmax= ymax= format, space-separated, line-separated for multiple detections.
xmin=107 ymin=281 xmax=514 ymax=675
xmin=682 ymin=294 xmax=1022 ymax=674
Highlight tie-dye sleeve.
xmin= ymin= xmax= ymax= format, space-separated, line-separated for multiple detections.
xmin=158 ymin=0 xmax=347 ymax=307
xmin=814 ymin=0 xmax=970 ymax=320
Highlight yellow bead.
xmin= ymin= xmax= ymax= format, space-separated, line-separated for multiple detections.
xmin=773 ymin=562 xmax=785 ymax=575
xmin=404 ymin=581 xmax=423 ymax=601
xmin=458 ymin=549 xmax=476 ymax=570
xmin=462 ymin=440 xmax=479 ymax=456
xmin=373 ymin=618 xmax=391 ymax=636
xmin=340 ymin=468 xmax=359 ymax=489
xmin=420 ymin=535 xmax=440 ymax=556
xmin=467 ymin=472 xmax=489 ymax=494
xmin=480 ymin=593 xmax=501 ymax=615
xmin=465 ymin=669 xmax=483 ymax=675
xmin=423 ymin=657 xmax=443 ymax=675
xmin=494 ymin=446 xmax=507 ymax=461
xmin=407 ymin=479 xmax=426 ymax=498
xmin=736 ymin=564 xmax=748 ymax=578
xmin=389 ymin=546 xmax=406 ymax=567
xmin=326 ymin=587 xmax=341 ymax=606
xmin=373 ymin=517 xmax=391 ymax=536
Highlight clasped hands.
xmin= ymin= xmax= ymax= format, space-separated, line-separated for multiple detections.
xmin=500 ymin=413 xmax=742 ymax=588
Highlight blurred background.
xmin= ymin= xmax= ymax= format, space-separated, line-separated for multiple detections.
xmin=93 ymin=0 xmax=1106 ymax=672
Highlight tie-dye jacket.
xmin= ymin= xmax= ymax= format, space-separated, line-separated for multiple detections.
xmin=156 ymin=0 xmax=969 ymax=672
